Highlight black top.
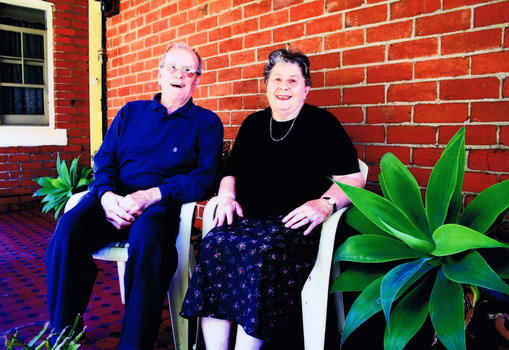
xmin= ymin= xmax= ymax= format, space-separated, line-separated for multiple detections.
xmin=225 ymin=104 xmax=359 ymax=217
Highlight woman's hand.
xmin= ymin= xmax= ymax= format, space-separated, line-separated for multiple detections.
xmin=213 ymin=197 xmax=244 ymax=228
xmin=282 ymin=198 xmax=332 ymax=235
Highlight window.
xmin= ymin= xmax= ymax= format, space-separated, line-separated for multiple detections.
xmin=0 ymin=0 xmax=65 ymax=146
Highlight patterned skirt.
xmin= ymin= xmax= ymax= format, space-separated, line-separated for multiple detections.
xmin=180 ymin=215 xmax=320 ymax=340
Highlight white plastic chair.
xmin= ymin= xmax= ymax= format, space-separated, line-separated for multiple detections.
xmin=64 ymin=191 xmax=197 ymax=350
xmin=201 ymin=159 xmax=368 ymax=350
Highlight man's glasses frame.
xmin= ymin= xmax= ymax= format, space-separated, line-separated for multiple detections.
xmin=161 ymin=63 xmax=200 ymax=78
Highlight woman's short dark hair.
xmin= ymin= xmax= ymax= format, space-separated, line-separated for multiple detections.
xmin=264 ymin=49 xmax=312 ymax=86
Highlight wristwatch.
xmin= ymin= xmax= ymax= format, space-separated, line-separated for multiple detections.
xmin=322 ymin=197 xmax=336 ymax=213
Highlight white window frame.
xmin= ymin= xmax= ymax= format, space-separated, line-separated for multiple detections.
xmin=0 ymin=0 xmax=66 ymax=146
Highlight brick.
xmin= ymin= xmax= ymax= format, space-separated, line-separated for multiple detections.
xmin=309 ymin=53 xmax=340 ymax=70
xmin=218 ymin=67 xmax=242 ymax=82
xmin=367 ymin=105 xmax=412 ymax=124
xmin=390 ymin=0 xmax=441 ymax=19
xmin=344 ymin=125 xmax=386 ymax=143
xmin=440 ymin=78 xmax=499 ymax=100
xmin=218 ymin=9 xmax=242 ymax=26
xmin=209 ymin=0 xmax=232 ymax=14
xmin=472 ymin=51 xmax=509 ymax=75
xmin=0 ymin=180 xmax=20 ymax=188
xmin=343 ymin=46 xmax=386 ymax=66
xmin=416 ymin=10 xmax=470 ymax=36
xmin=326 ymin=67 xmax=364 ymax=86
xmin=410 ymin=167 xmax=433 ymax=188
xmin=219 ymin=37 xmax=243 ymax=54
xmin=413 ymin=147 xmax=444 ymax=167
xmin=366 ymin=145 xmax=411 ymax=165
xmin=324 ymin=29 xmax=364 ymax=51
xmin=325 ymin=0 xmax=364 ymax=13
xmin=232 ymin=18 xmax=258 ymax=36
xmin=343 ymin=85 xmax=385 ymax=104
xmin=311 ymin=72 xmax=324 ymax=87
xmin=260 ymin=9 xmax=289 ymax=30
xmin=469 ymin=150 xmax=509 ymax=173
xmin=438 ymin=125 xmax=497 ymax=146
xmin=463 ymin=171 xmax=499 ymax=193
xmin=474 ymin=1 xmax=509 ymax=27
xmin=233 ymin=79 xmax=259 ymax=95
xmin=245 ymin=30 xmax=272 ymax=49
xmin=273 ymin=23 xmax=305 ymax=43
xmin=367 ymin=62 xmax=412 ymax=84
xmin=415 ymin=57 xmax=469 ymax=79
xmin=345 ymin=4 xmax=388 ymax=28
xmin=209 ymin=82 xmax=233 ymax=97
xmin=366 ymin=20 xmax=412 ymax=43
xmin=388 ymin=82 xmax=437 ymax=102
xmin=441 ymin=29 xmax=501 ymax=55
xmin=306 ymin=88 xmax=342 ymax=107
xmin=501 ymin=126 xmax=509 ymax=147
xmin=290 ymin=1 xmax=324 ymax=21
xmin=414 ymin=103 xmax=469 ymax=123
xmin=471 ymin=102 xmax=509 ymax=122
xmin=388 ymin=38 xmax=438 ymax=61
xmin=218 ymin=96 xmax=242 ymax=110
xmin=244 ymin=0 xmax=272 ymax=19
xmin=329 ymin=107 xmax=364 ymax=123
xmin=307 ymin=14 xmax=343 ymax=36
xmin=290 ymin=37 xmax=323 ymax=55
xmin=388 ymin=126 xmax=437 ymax=145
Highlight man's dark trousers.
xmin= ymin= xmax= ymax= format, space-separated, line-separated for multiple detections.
xmin=46 ymin=192 xmax=181 ymax=349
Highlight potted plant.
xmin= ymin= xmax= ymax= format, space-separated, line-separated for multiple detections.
xmin=5 ymin=315 xmax=84 ymax=349
xmin=331 ymin=127 xmax=509 ymax=350
xmin=33 ymin=153 xmax=93 ymax=219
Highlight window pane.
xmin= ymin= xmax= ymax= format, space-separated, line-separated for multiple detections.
xmin=24 ymin=33 xmax=44 ymax=59
xmin=0 ymin=30 xmax=21 ymax=57
xmin=24 ymin=64 xmax=44 ymax=84
xmin=0 ymin=62 xmax=22 ymax=83
xmin=0 ymin=86 xmax=44 ymax=115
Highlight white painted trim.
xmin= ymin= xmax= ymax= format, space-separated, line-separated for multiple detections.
xmin=0 ymin=0 xmax=60 ymax=146
xmin=0 ymin=128 xmax=67 ymax=146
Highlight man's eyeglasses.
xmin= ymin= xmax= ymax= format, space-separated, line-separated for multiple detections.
xmin=161 ymin=64 xmax=200 ymax=78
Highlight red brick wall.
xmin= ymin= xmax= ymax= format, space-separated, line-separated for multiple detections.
xmin=0 ymin=0 xmax=91 ymax=212
xmin=105 ymin=0 xmax=508 ymax=221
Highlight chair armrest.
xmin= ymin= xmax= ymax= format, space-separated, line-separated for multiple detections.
xmin=202 ymin=196 xmax=218 ymax=238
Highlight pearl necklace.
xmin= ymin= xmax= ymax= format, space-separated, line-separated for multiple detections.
xmin=269 ymin=115 xmax=297 ymax=142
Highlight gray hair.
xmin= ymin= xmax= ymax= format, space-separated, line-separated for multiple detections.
xmin=263 ymin=49 xmax=312 ymax=86
xmin=159 ymin=42 xmax=202 ymax=75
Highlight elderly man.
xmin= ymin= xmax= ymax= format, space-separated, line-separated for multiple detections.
xmin=46 ymin=42 xmax=223 ymax=349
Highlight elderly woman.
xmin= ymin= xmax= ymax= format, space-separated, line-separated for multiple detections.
xmin=181 ymin=49 xmax=365 ymax=349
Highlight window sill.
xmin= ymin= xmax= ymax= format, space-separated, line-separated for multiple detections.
xmin=0 ymin=127 xmax=67 ymax=147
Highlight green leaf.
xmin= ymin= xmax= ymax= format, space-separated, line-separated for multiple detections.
xmin=33 ymin=177 xmax=53 ymax=187
xmin=69 ymin=156 xmax=80 ymax=188
xmin=380 ymin=153 xmax=430 ymax=237
xmin=56 ymin=153 xmax=72 ymax=187
xmin=341 ymin=277 xmax=383 ymax=347
xmin=334 ymin=234 xmax=429 ymax=263
xmin=344 ymin=206 xmax=393 ymax=238
xmin=480 ymin=248 xmax=509 ymax=279
xmin=49 ymin=177 xmax=68 ymax=189
xmin=336 ymin=183 xmax=435 ymax=253
xmin=459 ymin=180 xmax=509 ymax=234
xmin=379 ymin=170 xmax=392 ymax=203
xmin=384 ymin=274 xmax=433 ymax=350
xmin=331 ymin=264 xmax=392 ymax=292
xmin=445 ymin=128 xmax=466 ymax=224
xmin=432 ymin=224 xmax=508 ymax=256
xmin=381 ymin=258 xmax=431 ymax=326
xmin=426 ymin=127 xmax=465 ymax=232
xmin=430 ymin=268 xmax=466 ymax=350
xmin=442 ymin=250 xmax=509 ymax=295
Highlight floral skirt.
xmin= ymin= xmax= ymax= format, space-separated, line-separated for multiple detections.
xmin=180 ymin=215 xmax=320 ymax=340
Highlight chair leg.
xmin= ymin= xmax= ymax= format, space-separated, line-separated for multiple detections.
xmin=331 ymin=263 xmax=346 ymax=333
xmin=117 ymin=261 xmax=126 ymax=304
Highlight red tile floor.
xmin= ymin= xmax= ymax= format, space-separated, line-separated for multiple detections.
xmin=0 ymin=209 xmax=176 ymax=349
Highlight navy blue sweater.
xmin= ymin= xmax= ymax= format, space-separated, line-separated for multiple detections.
xmin=89 ymin=94 xmax=224 ymax=203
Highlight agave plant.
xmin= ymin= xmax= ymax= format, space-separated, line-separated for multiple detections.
xmin=33 ymin=153 xmax=93 ymax=219
xmin=332 ymin=127 xmax=509 ymax=350
xmin=5 ymin=314 xmax=84 ymax=349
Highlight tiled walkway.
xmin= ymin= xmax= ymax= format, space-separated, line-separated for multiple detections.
xmin=0 ymin=209 xmax=176 ymax=349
